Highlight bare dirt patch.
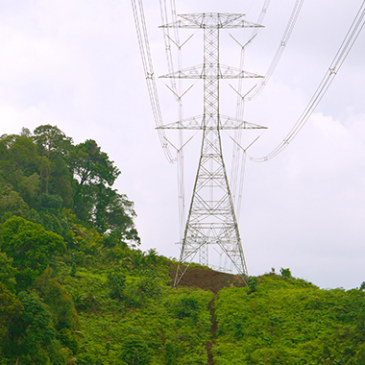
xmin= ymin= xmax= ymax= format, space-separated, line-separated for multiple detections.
xmin=169 ymin=264 xmax=246 ymax=293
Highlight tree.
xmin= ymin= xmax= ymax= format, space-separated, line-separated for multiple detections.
xmin=0 ymin=134 xmax=41 ymax=190
xmin=70 ymin=139 xmax=120 ymax=187
xmin=0 ymin=216 xmax=66 ymax=290
xmin=0 ymin=282 xmax=23 ymax=351
xmin=247 ymin=276 xmax=258 ymax=293
xmin=68 ymin=140 xmax=139 ymax=242
xmin=0 ymin=125 xmax=140 ymax=249
xmin=95 ymin=185 xmax=140 ymax=242
xmin=33 ymin=125 xmax=73 ymax=159
xmin=69 ymin=140 xmax=120 ymax=227
xmin=280 ymin=268 xmax=292 ymax=278
xmin=0 ymin=185 xmax=29 ymax=223
xmin=32 ymin=268 xmax=80 ymax=353
xmin=3 ymin=291 xmax=56 ymax=364
xmin=0 ymin=252 xmax=17 ymax=292
xmin=33 ymin=125 xmax=73 ymax=200
xmin=20 ymin=173 xmax=41 ymax=208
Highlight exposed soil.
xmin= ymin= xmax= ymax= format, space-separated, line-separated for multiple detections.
xmin=169 ymin=264 xmax=245 ymax=293
xmin=169 ymin=264 xmax=246 ymax=365
xmin=206 ymin=340 xmax=214 ymax=365
xmin=206 ymin=298 xmax=218 ymax=365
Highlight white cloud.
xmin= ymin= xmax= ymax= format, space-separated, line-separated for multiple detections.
xmin=0 ymin=0 xmax=364 ymax=288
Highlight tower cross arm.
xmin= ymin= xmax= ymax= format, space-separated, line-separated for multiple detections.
xmin=156 ymin=114 xmax=267 ymax=130
xmin=159 ymin=64 xmax=263 ymax=79
xmin=159 ymin=13 xmax=264 ymax=29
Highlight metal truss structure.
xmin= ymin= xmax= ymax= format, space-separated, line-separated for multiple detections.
xmin=159 ymin=13 xmax=267 ymax=286
xmin=132 ymin=2 xmax=364 ymax=288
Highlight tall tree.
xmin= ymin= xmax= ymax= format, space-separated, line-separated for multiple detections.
xmin=33 ymin=125 xmax=73 ymax=198
xmin=0 ymin=282 xmax=23 ymax=348
xmin=3 ymin=291 xmax=57 ymax=364
xmin=0 ymin=185 xmax=29 ymax=223
xmin=70 ymin=139 xmax=120 ymax=187
xmin=0 ymin=216 xmax=66 ymax=290
xmin=0 ymin=135 xmax=41 ymax=190
xmin=33 ymin=125 xmax=73 ymax=159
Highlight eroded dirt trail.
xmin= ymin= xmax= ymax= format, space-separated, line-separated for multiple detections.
xmin=207 ymin=296 xmax=217 ymax=365
xmin=169 ymin=264 xmax=245 ymax=364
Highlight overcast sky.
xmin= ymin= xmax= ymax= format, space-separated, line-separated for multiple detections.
xmin=0 ymin=0 xmax=364 ymax=289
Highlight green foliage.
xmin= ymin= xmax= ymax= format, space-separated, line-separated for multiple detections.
xmin=0 ymin=184 xmax=29 ymax=223
xmin=280 ymin=267 xmax=292 ymax=278
xmin=164 ymin=339 xmax=178 ymax=365
xmin=20 ymin=173 xmax=40 ymax=207
xmin=0 ymin=125 xmax=140 ymax=246
xmin=0 ymin=125 xmax=142 ymax=364
xmin=0 ymin=216 xmax=66 ymax=290
xmin=70 ymin=139 xmax=119 ymax=187
xmin=3 ymin=290 xmax=56 ymax=364
xmin=108 ymin=271 xmax=126 ymax=300
xmin=33 ymin=125 xmax=73 ymax=159
xmin=17 ymin=290 xmax=56 ymax=346
xmin=175 ymin=295 xmax=202 ymax=320
xmin=70 ymin=262 xmax=77 ymax=277
xmin=5 ymin=124 xmax=365 ymax=365
xmin=0 ymin=252 xmax=17 ymax=292
xmin=214 ymin=274 xmax=365 ymax=364
xmin=32 ymin=268 xmax=80 ymax=333
xmin=119 ymin=334 xmax=153 ymax=365
xmin=56 ymin=328 xmax=79 ymax=355
xmin=46 ymin=340 xmax=69 ymax=365
xmin=0 ymin=282 xmax=23 ymax=351
xmin=247 ymin=276 xmax=258 ymax=293
xmin=53 ymin=259 xmax=212 ymax=365
xmin=74 ymin=352 xmax=104 ymax=365
xmin=0 ymin=134 xmax=41 ymax=191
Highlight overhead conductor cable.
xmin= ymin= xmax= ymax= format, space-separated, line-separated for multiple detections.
xmin=131 ymin=0 xmax=175 ymax=163
xmin=159 ymin=0 xmax=187 ymax=239
xmin=250 ymin=0 xmax=365 ymax=162
xmin=231 ymin=0 xmax=304 ymax=215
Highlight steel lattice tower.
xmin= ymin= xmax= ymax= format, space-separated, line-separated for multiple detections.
xmin=158 ymin=13 xmax=266 ymax=286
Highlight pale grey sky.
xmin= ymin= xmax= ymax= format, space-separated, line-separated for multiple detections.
xmin=0 ymin=0 xmax=364 ymax=289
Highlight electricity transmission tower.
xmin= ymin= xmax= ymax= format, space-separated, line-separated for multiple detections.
xmin=158 ymin=13 xmax=267 ymax=286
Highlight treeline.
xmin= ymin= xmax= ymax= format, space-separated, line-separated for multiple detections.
xmin=2 ymin=126 xmax=365 ymax=365
xmin=0 ymin=125 xmax=139 ymax=242
xmin=0 ymin=126 xmax=143 ymax=364
xmin=0 ymin=126 xmax=212 ymax=365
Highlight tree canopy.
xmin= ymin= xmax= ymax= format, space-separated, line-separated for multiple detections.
xmin=1 ymin=216 xmax=66 ymax=290
xmin=0 ymin=125 xmax=140 ymax=243
xmin=2 ymin=125 xmax=365 ymax=365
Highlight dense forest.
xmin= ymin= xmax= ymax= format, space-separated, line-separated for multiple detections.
xmin=1 ymin=126 xmax=365 ymax=365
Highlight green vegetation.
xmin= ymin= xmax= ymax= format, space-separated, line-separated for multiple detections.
xmin=1 ymin=126 xmax=365 ymax=364
xmin=214 ymin=273 xmax=365 ymax=364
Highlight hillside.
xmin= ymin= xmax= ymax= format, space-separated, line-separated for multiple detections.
xmin=1 ymin=126 xmax=365 ymax=365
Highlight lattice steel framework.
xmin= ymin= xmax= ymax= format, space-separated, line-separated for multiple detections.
xmin=159 ymin=13 xmax=266 ymax=286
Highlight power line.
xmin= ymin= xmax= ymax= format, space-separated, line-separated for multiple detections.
xmin=131 ymin=0 xmax=175 ymax=163
xmin=160 ymin=0 xmax=187 ymax=240
xmin=249 ymin=0 xmax=365 ymax=163
xmin=246 ymin=0 xmax=305 ymax=101
xmin=131 ymin=0 xmax=365 ymax=284
xmin=230 ymin=0 xmax=272 ymax=213
xmin=230 ymin=0 xmax=304 ymax=214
